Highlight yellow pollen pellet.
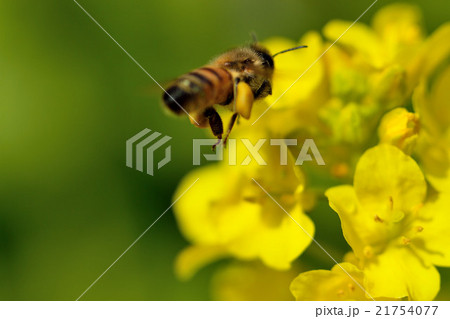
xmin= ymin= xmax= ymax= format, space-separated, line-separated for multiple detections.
xmin=235 ymin=82 xmax=254 ymax=120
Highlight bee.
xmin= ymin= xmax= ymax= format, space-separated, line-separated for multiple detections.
xmin=162 ymin=41 xmax=307 ymax=147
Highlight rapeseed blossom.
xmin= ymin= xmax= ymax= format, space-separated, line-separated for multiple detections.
xmin=174 ymin=127 xmax=314 ymax=279
xmin=326 ymin=145 xmax=449 ymax=300
xmin=413 ymin=25 xmax=450 ymax=192
xmin=172 ymin=3 xmax=450 ymax=300
xmin=212 ymin=261 xmax=299 ymax=301
xmin=290 ymin=262 xmax=377 ymax=301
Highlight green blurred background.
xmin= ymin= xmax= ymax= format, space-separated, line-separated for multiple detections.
xmin=1 ymin=0 xmax=449 ymax=300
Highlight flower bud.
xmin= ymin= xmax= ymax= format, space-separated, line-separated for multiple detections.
xmin=378 ymin=108 xmax=419 ymax=154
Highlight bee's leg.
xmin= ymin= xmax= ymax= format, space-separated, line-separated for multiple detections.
xmin=254 ymin=79 xmax=272 ymax=99
xmin=212 ymin=138 xmax=222 ymax=151
xmin=221 ymin=78 xmax=246 ymax=146
xmin=203 ymin=107 xmax=223 ymax=150
xmin=223 ymin=113 xmax=239 ymax=146
xmin=232 ymin=78 xmax=240 ymax=113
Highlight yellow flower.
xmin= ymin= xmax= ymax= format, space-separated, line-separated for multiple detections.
xmin=323 ymin=3 xmax=424 ymax=70
xmin=326 ymin=145 xmax=450 ymax=300
xmin=318 ymin=4 xmax=426 ymax=148
xmin=290 ymin=261 xmax=399 ymax=301
xmin=378 ymin=107 xmax=419 ymax=154
xmin=170 ymin=4 xmax=450 ymax=301
xmin=290 ymin=262 xmax=367 ymax=301
xmin=212 ymin=261 xmax=299 ymax=301
xmin=410 ymin=23 xmax=450 ymax=89
xmin=262 ymin=32 xmax=326 ymax=110
xmin=173 ymin=128 xmax=314 ymax=278
xmin=412 ymin=24 xmax=450 ymax=192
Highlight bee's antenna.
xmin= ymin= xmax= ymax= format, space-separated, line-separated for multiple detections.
xmin=250 ymin=31 xmax=258 ymax=44
xmin=272 ymin=45 xmax=308 ymax=58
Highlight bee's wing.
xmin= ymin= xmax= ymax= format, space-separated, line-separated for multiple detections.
xmin=137 ymin=79 xmax=186 ymax=117
xmin=138 ymin=79 xmax=174 ymax=98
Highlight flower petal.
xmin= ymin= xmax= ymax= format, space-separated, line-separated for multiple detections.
xmin=323 ymin=20 xmax=383 ymax=68
xmin=364 ymin=245 xmax=440 ymax=300
xmin=212 ymin=262 xmax=298 ymax=301
xmin=372 ymin=3 xmax=424 ymax=48
xmin=228 ymin=204 xmax=314 ymax=270
xmin=417 ymin=23 xmax=450 ymax=81
xmin=325 ymin=185 xmax=366 ymax=256
xmin=174 ymin=165 xmax=261 ymax=245
xmin=290 ymin=263 xmax=368 ymax=301
xmin=175 ymin=245 xmax=229 ymax=280
xmin=354 ymin=144 xmax=426 ymax=219
xmin=263 ymin=32 xmax=325 ymax=108
xmin=413 ymin=193 xmax=450 ymax=267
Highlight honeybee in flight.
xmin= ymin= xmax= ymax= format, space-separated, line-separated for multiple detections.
xmin=162 ymin=41 xmax=307 ymax=148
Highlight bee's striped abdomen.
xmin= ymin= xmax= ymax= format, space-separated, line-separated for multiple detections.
xmin=163 ymin=86 xmax=190 ymax=114
xmin=163 ymin=67 xmax=233 ymax=115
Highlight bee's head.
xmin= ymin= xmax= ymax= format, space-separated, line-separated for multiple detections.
xmin=250 ymin=44 xmax=274 ymax=70
xmin=214 ymin=45 xmax=275 ymax=79
xmin=214 ymin=43 xmax=306 ymax=79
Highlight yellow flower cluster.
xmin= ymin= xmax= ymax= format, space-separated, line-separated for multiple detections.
xmin=172 ymin=3 xmax=450 ymax=300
